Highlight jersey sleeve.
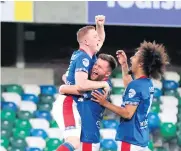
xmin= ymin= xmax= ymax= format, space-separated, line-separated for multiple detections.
xmin=75 ymin=55 xmax=91 ymax=74
xmin=124 ymin=81 xmax=141 ymax=106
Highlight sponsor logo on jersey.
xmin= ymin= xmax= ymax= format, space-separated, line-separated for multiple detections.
xmin=128 ymin=88 xmax=136 ymax=98
xmin=96 ymin=120 xmax=101 ymax=129
xmin=78 ymin=97 xmax=84 ymax=102
xmin=140 ymin=119 xmax=148 ymax=129
xmin=82 ymin=58 xmax=89 ymax=67
xmin=149 ymin=86 xmax=154 ymax=93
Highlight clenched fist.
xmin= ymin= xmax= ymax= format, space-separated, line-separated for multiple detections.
xmin=95 ymin=15 xmax=105 ymax=26
xmin=116 ymin=50 xmax=127 ymax=65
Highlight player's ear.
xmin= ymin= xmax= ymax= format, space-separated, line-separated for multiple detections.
xmin=139 ymin=62 xmax=143 ymax=67
xmin=84 ymin=40 xmax=89 ymax=46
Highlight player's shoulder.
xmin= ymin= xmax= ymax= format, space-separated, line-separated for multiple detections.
xmin=126 ymin=80 xmax=143 ymax=93
xmin=127 ymin=78 xmax=153 ymax=92
xmin=131 ymin=78 xmax=152 ymax=85
xmin=75 ymin=50 xmax=91 ymax=58
xmin=128 ymin=79 xmax=139 ymax=87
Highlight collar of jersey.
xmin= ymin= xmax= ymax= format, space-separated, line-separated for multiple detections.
xmin=139 ymin=75 xmax=147 ymax=79
xmin=79 ymin=48 xmax=85 ymax=52
xmin=79 ymin=48 xmax=97 ymax=59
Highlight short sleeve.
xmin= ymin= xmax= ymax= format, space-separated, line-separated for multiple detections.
xmin=123 ymin=81 xmax=141 ymax=106
xmin=75 ymin=56 xmax=91 ymax=73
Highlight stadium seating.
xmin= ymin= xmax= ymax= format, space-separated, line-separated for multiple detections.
xmin=2 ymin=102 xmax=18 ymax=112
xmin=1 ymin=69 xmax=181 ymax=150
xmin=100 ymin=139 xmax=117 ymax=151
xmin=100 ymin=129 xmax=116 ymax=139
xmin=13 ymin=127 xmax=31 ymax=139
xmin=1 ymin=85 xmax=57 ymax=150
xmin=148 ymin=112 xmax=160 ymax=131
xmin=22 ymin=94 xmax=39 ymax=104
xmin=22 ymin=84 xmax=41 ymax=96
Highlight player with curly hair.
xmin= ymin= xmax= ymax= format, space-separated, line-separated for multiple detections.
xmin=92 ymin=41 xmax=169 ymax=151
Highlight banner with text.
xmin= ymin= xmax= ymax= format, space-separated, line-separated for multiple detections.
xmin=1 ymin=1 xmax=33 ymax=22
xmin=88 ymin=1 xmax=181 ymax=27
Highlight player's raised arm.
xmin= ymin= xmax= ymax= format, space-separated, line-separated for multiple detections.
xmin=62 ymin=74 xmax=66 ymax=84
xmin=59 ymin=84 xmax=82 ymax=95
xmin=116 ymin=50 xmax=133 ymax=87
xmin=95 ymin=15 xmax=105 ymax=51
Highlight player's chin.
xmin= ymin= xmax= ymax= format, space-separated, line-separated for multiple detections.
xmin=95 ymin=48 xmax=99 ymax=53
xmin=95 ymin=46 xmax=100 ymax=52
xmin=90 ymin=75 xmax=97 ymax=81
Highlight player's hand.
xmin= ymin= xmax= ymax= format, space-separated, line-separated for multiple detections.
xmin=91 ymin=90 xmax=108 ymax=106
xmin=95 ymin=15 xmax=105 ymax=26
xmin=116 ymin=50 xmax=127 ymax=65
xmin=103 ymin=81 xmax=111 ymax=95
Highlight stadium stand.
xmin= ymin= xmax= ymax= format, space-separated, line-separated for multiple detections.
xmin=1 ymin=69 xmax=181 ymax=151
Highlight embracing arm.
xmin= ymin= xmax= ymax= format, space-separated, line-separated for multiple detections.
xmin=59 ymin=85 xmax=82 ymax=95
xmin=75 ymin=72 xmax=108 ymax=91
xmin=91 ymin=90 xmax=137 ymax=119
xmin=103 ymin=102 xmax=137 ymax=119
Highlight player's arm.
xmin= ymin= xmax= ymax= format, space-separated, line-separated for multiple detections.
xmin=91 ymin=90 xmax=137 ymax=119
xmin=122 ymin=63 xmax=133 ymax=88
xmin=95 ymin=15 xmax=105 ymax=51
xmin=75 ymin=56 xmax=109 ymax=91
xmin=59 ymin=85 xmax=82 ymax=95
xmin=116 ymin=50 xmax=133 ymax=87
xmin=100 ymin=101 xmax=137 ymax=119
xmin=92 ymin=82 xmax=140 ymax=119
xmin=75 ymin=72 xmax=109 ymax=91
xmin=62 ymin=74 xmax=66 ymax=84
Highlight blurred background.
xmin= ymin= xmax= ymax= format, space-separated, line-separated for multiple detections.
xmin=1 ymin=1 xmax=181 ymax=151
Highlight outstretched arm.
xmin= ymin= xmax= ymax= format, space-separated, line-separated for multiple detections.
xmin=95 ymin=15 xmax=105 ymax=51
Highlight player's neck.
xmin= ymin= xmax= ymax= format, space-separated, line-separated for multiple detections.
xmin=103 ymin=77 xmax=109 ymax=81
xmin=79 ymin=45 xmax=94 ymax=58
xmin=134 ymin=71 xmax=147 ymax=79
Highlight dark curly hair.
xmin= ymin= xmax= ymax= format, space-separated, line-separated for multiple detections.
xmin=137 ymin=41 xmax=169 ymax=79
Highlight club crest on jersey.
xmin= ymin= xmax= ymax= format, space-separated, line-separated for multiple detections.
xmin=128 ymin=89 xmax=136 ymax=98
xmin=82 ymin=58 xmax=89 ymax=67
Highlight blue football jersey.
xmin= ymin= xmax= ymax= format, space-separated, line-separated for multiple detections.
xmin=66 ymin=50 xmax=97 ymax=85
xmin=78 ymin=80 xmax=112 ymax=143
xmin=65 ymin=50 xmax=97 ymax=102
xmin=115 ymin=77 xmax=154 ymax=147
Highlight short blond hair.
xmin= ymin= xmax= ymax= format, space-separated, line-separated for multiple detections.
xmin=77 ymin=26 xmax=95 ymax=43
